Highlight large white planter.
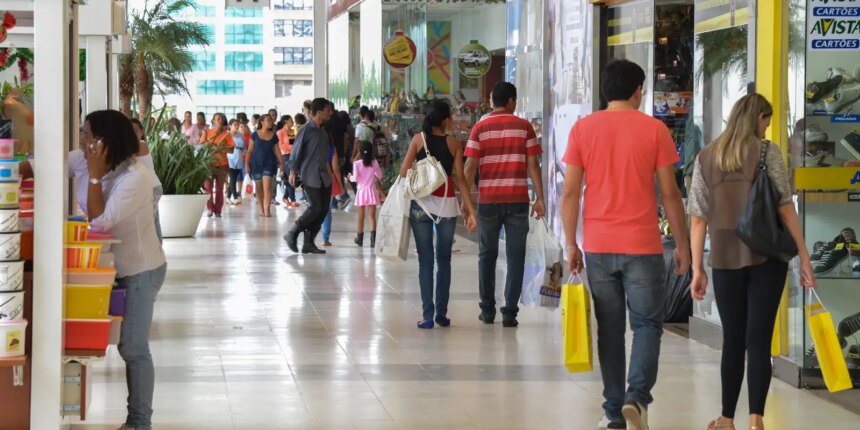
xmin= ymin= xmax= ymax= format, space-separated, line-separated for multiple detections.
xmin=158 ymin=194 xmax=208 ymax=238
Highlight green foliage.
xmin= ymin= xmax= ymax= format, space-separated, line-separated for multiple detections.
xmin=695 ymin=26 xmax=748 ymax=82
xmin=146 ymin=108 xmax=218 ymax=195
xmin=0 ymin=77 xmax=33 ymax=103
xmin=80 ymin=49 xmax=86 ymax=81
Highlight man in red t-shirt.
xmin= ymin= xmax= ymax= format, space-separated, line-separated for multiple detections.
xmin=560 ymin=60 xmax=690 ymax=430
xmin=465 ymin=82 xmax=545 ymax=328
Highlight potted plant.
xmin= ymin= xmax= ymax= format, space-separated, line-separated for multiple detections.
xmin=146 ymin=110 xmax=217 ymax=238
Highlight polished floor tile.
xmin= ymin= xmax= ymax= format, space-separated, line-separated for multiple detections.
xmin=69 ymin=200 xmax=858 ymax=429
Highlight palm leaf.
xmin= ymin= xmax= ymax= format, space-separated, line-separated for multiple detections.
xmin=145 ymin=107 xmax=218 ymax=195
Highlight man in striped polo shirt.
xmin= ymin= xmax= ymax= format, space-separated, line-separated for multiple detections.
xmin=464 ymin=82 xmax=545 ymax=328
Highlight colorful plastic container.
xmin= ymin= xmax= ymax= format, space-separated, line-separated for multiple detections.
xmin=0 ymin=319 xmax=26 ymax=357
xmin=0 ymin=139 xmax=14 ymax=160
xmin=0 ymin=261 xmax=24 ymax=291
xmin=64 ymin=284 xmax=111 ymax=319
xmin=65 ymin=221 xmax=88 ymax=243
xmin=63 ymin=319 xmax=111 ymax=350
xmin=18 ymin=191 xmax=32 ymax=210
xmin=0 ymin=183 xmax=17 ymax=208
xmin=0 ymin=208 xmax=18 ymax=233
xmin=0 ymin=160 xmax=18 ymax=182
xmin=109 ymin=288 xmax=126 ymax=317
xmin=0 ymin=232 xmax=21 ymax=261
xmin=65 ymin=243 xmax=101 ymax=269
xmin=0 ymin=291 xmax=24 ymax=322
xmin=65 ymin=268 xmax=117 ymax=286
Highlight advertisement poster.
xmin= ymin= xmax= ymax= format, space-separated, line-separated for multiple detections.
xmin=806 ymin=2 xmax=860 ymax=120
xmin=456 ymin=40 xmax=491 ymax=78
xmin=427 ymin=21 xmax=452 ymax=95
xmin=545 ymin=0 xmax=593 ymax=242
xmin=383 ymin=30 xmax=417 ymax=71
xmin=653 ymin=91 xmax=693 ymax=116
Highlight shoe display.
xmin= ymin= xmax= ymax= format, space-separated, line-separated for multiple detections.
xmin=811 ymin=241 xmax=829 ymax=261
xmin=807 ymin=74 xmax=844 ymax=104
xmin=812 ymin=228 xmax=858 ymax=274
xmin=805 ymin=124 xmax=829 ymax=143
xmin=839 ymin=129 xmax=860 ymax=160
xmin=852 ymin=250 xmax=860 ymax=278
xmin=830 ymin=67 xmax=858 ymax=84
xmin=621 ymin=401 xmax=649 ymax=430
xmin=837 ymin=311 xmax=860 ymax=346
xmin=824 ymin=82 xmax=860 ymax=114
xmin=847 ymin=345 xmax=860 ymax=364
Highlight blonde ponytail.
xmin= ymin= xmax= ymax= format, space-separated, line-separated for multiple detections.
xmin=712 ymin=93 xmax=773 ymax=172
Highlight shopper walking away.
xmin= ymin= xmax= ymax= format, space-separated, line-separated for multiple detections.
xmin=75 ymin=110 xmax=167 ymax=430
xmin=184 ymin=111 xmax=208 ymax=147
xmin=278 ymin=115 xmax=298 ymax=207
xmin=687 ymin=94 xmax=816 ymax=430
xmin=227 ymin=119 xmax=247 ymax=205
xmin=285 ymin=98 xmax=334 ymax=254
xmin=464 ymin=82 xmax=545 ymax=328
xmin=560 ymin=60 xmax=690 ymax=430
xmin=246 ymin=115 xmax=285 ymax=217
xmin=351 ymin=140 xmax=382 ymax=247
xmin=130 ymin=118 xmax=164 ymax=243
xmin=401 ymin=101 xmax=478 ymax=329
xmin=321 ymin=146 xmax=343 ymax=246
xmin=357 ymin=110 xmax=390 ymax=168
xmin=200 ymin=112 xmax=234 ymax=218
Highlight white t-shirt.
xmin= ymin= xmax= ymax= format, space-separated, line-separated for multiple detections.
xmin=136 ymin=152 xmax=162 ymax=189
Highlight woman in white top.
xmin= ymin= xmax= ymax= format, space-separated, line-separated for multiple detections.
xmin=131 ymin=118 xmax=164 ymax=242
xmin=73 ymin=110 xmax=166 ymax=430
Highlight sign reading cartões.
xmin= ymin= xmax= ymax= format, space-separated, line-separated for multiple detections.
xmin=807 ymin=1 xmax=860 ymax=50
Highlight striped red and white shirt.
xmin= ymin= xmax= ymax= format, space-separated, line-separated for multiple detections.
xmin=464 ymin=111 xmax=542 ymax=204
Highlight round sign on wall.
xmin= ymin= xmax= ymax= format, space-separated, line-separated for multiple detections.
xmin=383 ymin=30 xmax=417 ymax=71
xmin=456 ymin=40 xmax=491 ymax=78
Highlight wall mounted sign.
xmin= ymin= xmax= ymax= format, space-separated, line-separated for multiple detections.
xmin=807 ymin=2 xmax=860 ymax=51
xmin=383 ymin=30 xmax=417 ymax=71
xmin=456 ymin=40 xmax=491 ymax=78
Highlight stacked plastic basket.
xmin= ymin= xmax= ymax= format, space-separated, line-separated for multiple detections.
xmin=0 ymin=138 xmax=26 ymax=359
xmin=63 ymin=219 xmax=119 ymax=350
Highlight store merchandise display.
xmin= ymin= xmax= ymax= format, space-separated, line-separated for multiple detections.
xmin=840 ymin=129 xmax=860 ymax=160
xmin=805 ymin=124 xmax=828 ymax=143
xmin=0 ymin=137 xmax=25 ymax=359
xmin=810 ymin=227 xmax=859 ymax=276
xmin=806 ymin=66 xmax=860 ymax=114
xmin=63 ymin=219 xmax=117 ymax=351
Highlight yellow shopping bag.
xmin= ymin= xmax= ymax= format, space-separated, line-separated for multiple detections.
xmin=806 ymin=289 xmax=852 ymax=393
xmin=562 ymin=275 xmax=593 ymax=373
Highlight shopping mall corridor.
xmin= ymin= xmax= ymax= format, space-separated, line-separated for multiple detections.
xmin=69 ymin=202 xmax=858 ymax=430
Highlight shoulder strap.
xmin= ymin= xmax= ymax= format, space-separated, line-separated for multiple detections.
xmin=420 ymin=132 xmax=431 ymax=155
xmin=758 ymin=140 xmax=769 ymax=172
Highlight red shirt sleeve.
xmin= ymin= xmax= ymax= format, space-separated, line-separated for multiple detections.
xmin=464 ymin=123 xmax=481 ymax=158
xmin=655 ymin=122 xmax=680 ymax=167
xmin=562 ymin=123 xmax=584 ymax=167
xmin=525 ymin=123 xmax=542 ymax=157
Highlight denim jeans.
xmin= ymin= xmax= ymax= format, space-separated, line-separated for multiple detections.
xmin=409 ymin=201 xmax=457 ymax=321
xmin=322 ymin=198 xmax=334 ymax=242
xmin=584 ymin=253 xmax=666 ymax=422
xmin=282 ymin=157 xmax=296 ymax=202
xmin=117 ymin=263 xmax=167 ymax=430
xmin=153 ymin=186 xmax=163 ymax=244
xmin=228 ymin=168 xmax=243 ymax=200
xmin=477 ymin=203 xmax=530 ymax=319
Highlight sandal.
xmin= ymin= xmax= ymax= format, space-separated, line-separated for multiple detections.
xmin=708 ymin=418 xmax=735 ymax=429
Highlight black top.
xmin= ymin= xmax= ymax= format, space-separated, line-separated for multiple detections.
xmin=417 ymin=133 xmax=454 ymax=177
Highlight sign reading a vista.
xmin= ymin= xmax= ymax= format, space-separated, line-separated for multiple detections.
xmin=808 ymin=1 xmax=860 ymax=50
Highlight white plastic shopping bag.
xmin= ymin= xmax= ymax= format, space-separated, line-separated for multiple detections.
xmin=521 ymin=217 xmax=564 ymax=309
xmin=375 ymin=178 xmax=411 ymax=260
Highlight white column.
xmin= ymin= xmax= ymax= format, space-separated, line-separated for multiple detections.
xmin=32 ymin=1 xmax=71 ymax=428
xmin=313 ymin=0 xmax=327 ymax=97
xmin=85 ymin=36 xmax=108 ymax=113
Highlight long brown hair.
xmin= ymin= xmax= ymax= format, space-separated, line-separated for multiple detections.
xmin=712 ymin=93 xmax=773 ymax=172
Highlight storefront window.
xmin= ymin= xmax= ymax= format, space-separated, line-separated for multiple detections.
xmin=506 ymin=0 xmax=544 ymax=119
xmin=328 ymin=14 xmax=350 ymax=110
xmin=605 ymin=1 xmax=654 ymax=114
xmin=360 ymin=0 xmax=383 ymax=108
xmin=382 ymin=4 xmax=427 ymax=104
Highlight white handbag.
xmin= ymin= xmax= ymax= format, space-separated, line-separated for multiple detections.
xmin=405 ymin=133 xmax=447 ymax=200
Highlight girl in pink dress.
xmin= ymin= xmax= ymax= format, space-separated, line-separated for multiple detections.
xmin=350 ymin=140 xmax=383 ymax=247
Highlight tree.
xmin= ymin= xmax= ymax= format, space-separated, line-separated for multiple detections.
xmin=120 ymin=0 xmax=209 ymax=120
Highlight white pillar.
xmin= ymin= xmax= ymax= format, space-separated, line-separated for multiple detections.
xmin=313 ymin=0 xmax=327 ymax=97
xmin=85 ymin=36 xmax=109 ymax=113
xmin=32 ymin=1 xmax=72 ymax=427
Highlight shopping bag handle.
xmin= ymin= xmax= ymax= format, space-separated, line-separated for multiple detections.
xmin=807 ymin=288 xmax=825 ymax=309
xmin=565 ymin=273 xmax=585 ymax=287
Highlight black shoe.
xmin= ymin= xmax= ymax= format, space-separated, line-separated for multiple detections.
xmin=354 ymin=233 xmax=364 ymax=247
xmin=806 ymin=75 xmax=843 ymax=103
xmin=283 ymin=228 xmax=300 ymax=253
xmin=478 ymin=312 xmax=495 ymax=324
xmin=369 ymin=231 xmax=376 ymax=248
xmin=502 ymin=317 xmax=519 ymax=328
xmin=302 ymin=246 xmax=326 ymax=255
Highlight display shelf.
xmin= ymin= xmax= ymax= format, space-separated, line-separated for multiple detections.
xmin=795 ymin=167 xmax=860 ymax=190
xmin=0 ymin=356 xmax=26 ymax=367
xmin=63 ymin=349 xmax=105 ymax=358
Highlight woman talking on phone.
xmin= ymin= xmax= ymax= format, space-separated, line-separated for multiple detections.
xmin=71 ymin=110 xmax=167 ymax=430
xmin=687 ymin=94 xmax=815 ymax=430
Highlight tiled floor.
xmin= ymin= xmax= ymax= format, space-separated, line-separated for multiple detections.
xmin=70 ymin=201 xmax=858 ymax=430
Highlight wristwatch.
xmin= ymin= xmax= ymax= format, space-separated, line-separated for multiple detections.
xmin=89 ymin=178 xmax=101 ymax=185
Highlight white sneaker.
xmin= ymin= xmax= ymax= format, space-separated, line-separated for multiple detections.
xmin=805 ymin=124 xmax=828 ymax=142
xmin=830 ymin=67 xmax=858 ymax=83
xmin=598 ymin=414 xmax=628 ymax=429
xmin=825 ymin=82 xmax=860 ymax=114
xmin=622 ymin=401 xmax=648 ymax=430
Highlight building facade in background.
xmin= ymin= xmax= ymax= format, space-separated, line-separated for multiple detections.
xmin=148 ymin=0 xmax=314 ymax=120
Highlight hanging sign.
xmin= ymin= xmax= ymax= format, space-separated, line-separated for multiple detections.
xmin=456 ymin=40 xmax=491 ymax=78
xmin=383 ymin=30 xmax=417 ymax=71
xmin=807 ymin=2 xmax=860 ymax=50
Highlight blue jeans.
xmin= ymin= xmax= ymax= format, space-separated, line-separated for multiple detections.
xmin=477 ymin=203 xmax=530 ymax=318
xmin=584 ymin=253 xmax=665 ymax=422
xmin=117 ymin=263 xmax=167 ymax=430
xmin=282 ymin=156 xmax=296 ymax=202
xmin=322 ymin=198 xmax=335 ymax=241
xmin=409 ymin=202 xmax=457 ymax=321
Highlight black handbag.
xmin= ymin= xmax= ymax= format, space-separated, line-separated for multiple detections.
xmin=735 ymin=140 xmax=798 ymax=262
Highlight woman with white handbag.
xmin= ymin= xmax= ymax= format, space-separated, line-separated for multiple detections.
xmin=399 ymin=101 xmax=478 ymax=329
